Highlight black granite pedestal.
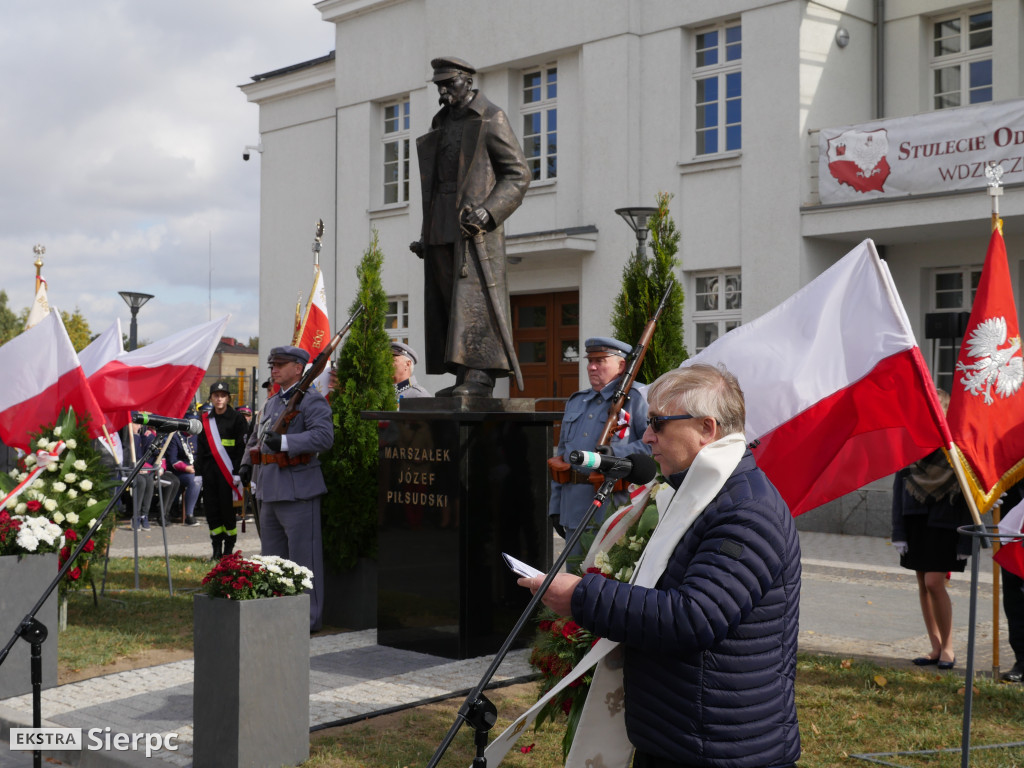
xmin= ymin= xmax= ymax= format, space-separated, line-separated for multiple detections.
xmin=366 ymin=397 xmax=559 ymax=660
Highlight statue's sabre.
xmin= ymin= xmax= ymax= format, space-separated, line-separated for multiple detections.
xmin=461 ymin=215 xmax=524 ymax=391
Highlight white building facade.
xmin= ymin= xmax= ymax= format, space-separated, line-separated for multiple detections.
xmin=242 ymin=0 xmax=1024 ymax=407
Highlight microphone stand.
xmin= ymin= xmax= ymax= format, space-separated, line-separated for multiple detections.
xmin=0 ymin=438 xmax=161 ymax=768
xmin=426 ymin=469 xmax=629 ymax=768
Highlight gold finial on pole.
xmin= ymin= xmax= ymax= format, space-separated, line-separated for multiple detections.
xmin=986 ymin=161 xmax=1004 ymax=234
xmin=32 ymin=244 xmax=45 ymax=292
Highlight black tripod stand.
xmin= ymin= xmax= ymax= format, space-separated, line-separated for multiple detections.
xmin=0 ymin=439 xmax=160 ymax=768
xmin=426 ymin=455 xmax=655 ymax=767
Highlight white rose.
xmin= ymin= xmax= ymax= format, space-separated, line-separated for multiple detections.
xmin=85 ymin=498 xmax=96 ymax=507
xmin=74 ymin=460 xmax=87 ymax=471
xmin=52 ymin=511 xmax=65 ymax=524
xmin=67 ymin=489 xmax=78 ymax=499
xmin=24 ymin=455 xmax=36 ymax=467
xmin=79 ymin=479 xmax=93 ymax=492
xmin=64 ymin=473 xmax=77 ymax=483
xmin=65 ymin=439 xmax=77 ymax=450
xmin=46 ymin=463 xmax=58 ymax=472
xmin=13 ymin=502 xmax=26 ymax=513
xmin=8 ymin=469 xmax=17 ymax=479
xmin=66 ymin=512 xmax=79 ymax=524
xmin=53 ymin=482 xmax=67 ymax=492
xmin=46 ymin=441 xmax=58 ymax=453
xmin=32 ymin=479 xmax=45 ymax=489
xmin=43 ymin=499 xmax=57 ymax=512
xmin=53 ymin=426 xmax=63 ymax=437
xmin=17 ymin=472 xmax=27 ymax=482
xmin=37 ymin=438 xmax=48 ymax=449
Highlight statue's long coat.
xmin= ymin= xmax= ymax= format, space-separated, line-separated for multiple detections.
xmin=416 ymin=91 xmax=530 ymax=375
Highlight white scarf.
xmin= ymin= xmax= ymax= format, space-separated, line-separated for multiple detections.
xmin=485 ymin=433 xmax=747 ymax=767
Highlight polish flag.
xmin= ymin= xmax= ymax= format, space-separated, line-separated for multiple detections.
xmin=684 ymin=239 xmax=951 ymax=516
xmin=295 ymin=265 xmax=331 ymax=393
xmin=994 ymin=499 xmax=1024 ymax=579
xmin=0 ymin=310 xmax=106 ymax=449
xmin=945 ymin=226 xmax=1024 ymax=513
xmin=89 ymin=316 xmax=229 ymax=431
xmin=78 ymin=318 xmax=124 ymax=377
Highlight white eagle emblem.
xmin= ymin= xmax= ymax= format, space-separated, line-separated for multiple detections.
xmin=955 ymin=317 xmax=1024 ymax=404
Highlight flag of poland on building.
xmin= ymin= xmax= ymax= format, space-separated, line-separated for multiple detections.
xmin=684 ymin=239 xmax=951 ymax=516
xmin=88 ymin=316 xmax=229 ymax=430
xmin=295 ymin=265 xmax=331 ymax=393
xmin=0 ymin=310 xmax=106 ymax=449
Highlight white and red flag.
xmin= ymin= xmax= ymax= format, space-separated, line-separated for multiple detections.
xmin=78 ymin=318 xmax=124 ymax=377
xmin=684 ymin=239 xmax=951 ymax=516
xmin=945 ymin=225 xmax=1024 ymax=513
xmin=994 ymin=498 xmax=1024 ymax=579
xmin=0 ymin=311 xmax=107 ymax=449
xmin=294 ymin=265 xmax=331 ymax=393
xmin=89 ymin=316 xmax=229 ymax=431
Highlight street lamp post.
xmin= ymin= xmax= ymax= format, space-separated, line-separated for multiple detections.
xmin=118 ymin=291 xmax=154 ymax=351
xmin=615 ymin=206 xmax=659 ymax=259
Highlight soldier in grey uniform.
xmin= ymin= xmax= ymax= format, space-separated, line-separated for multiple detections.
xmin=409 ymin=56 xmax=531 ymax=397
xmin=549 ymin=337 xmax=652 ymax=566
xmin=391 ymin=341 xmax=431 ymax=401
xmin=239 ymin=346 xmax=334 ymax=632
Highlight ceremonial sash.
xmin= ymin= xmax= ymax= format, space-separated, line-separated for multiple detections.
xmin=0 ymin=442 xmax=66 ymax=509
xmin=202 ymin=411 xmax=242 ymax=502
xmin=486 ymin=433 xmax=747 ymax=767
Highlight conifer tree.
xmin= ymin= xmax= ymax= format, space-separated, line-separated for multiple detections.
xmin=321 ymin=230 xmax=396 ymax=571
xmin=610 ymin=192 xmax=686 ymax=384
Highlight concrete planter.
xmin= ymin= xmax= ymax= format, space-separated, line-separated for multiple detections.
xmin=0 ymin=554 xmax=58 ymax=699
xmin=192 ymin=593 xmax=310 ymax=767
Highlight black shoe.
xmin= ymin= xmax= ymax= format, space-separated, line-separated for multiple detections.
xmin=140 ymin=517 xmax=151 ymax=531
xmin=185 ymin=516 xmax=200 ymax=527
xmin=937 ymin=657 xmax=956 ymax=670
xmin=912 ymin=656 xmax=940 ymax=666
xmin=1001 ymin=663 xmax=1023 ymax=683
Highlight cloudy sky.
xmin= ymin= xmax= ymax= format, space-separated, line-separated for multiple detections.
xmin=0 ymin=0 xmax=335 ymax=346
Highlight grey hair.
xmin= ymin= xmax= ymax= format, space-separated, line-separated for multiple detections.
xmin=647 ymin=363 xmax=746 ymax=436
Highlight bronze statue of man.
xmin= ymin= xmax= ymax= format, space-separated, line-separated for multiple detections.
xmin=410 ymin=56 xmax=531 ymax=397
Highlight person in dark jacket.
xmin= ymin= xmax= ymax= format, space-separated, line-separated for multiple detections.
xmin=196 ymin=381 xmax=248 ymax=559
xmin=891 ymin=389 xmax=970 ymax=670
xmin=520 ymin=364 xmax=801 ymax=768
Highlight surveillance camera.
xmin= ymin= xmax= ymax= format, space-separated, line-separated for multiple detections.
xmin=242 ymin=143 xmax=262 ymax=162
xmin=242 ymin=151 xmax=250 ymax=161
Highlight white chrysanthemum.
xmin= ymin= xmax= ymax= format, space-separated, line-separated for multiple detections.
xmin=65 ymin=439 xmax=77 ymax=450
xmin=52 ymin=511 xmax=65 ymax=524
xmin=53 ymin=426 xmax=63 ymax=437
xmin=73 ymin=460 xmax=87 ymax=471
xmin=79 ymin=479 xmax=93 ymax=492
xmin=17 ymin=531 xmax=39 ymax=551
xmin=301 ymin=578 xmax=313 ymax=590
xmin=594 ymin=550 xmax=612 ymax=575
xmin=37 ymin=438 xmax=48 ymax=449
xmin=43 ymin=499 xmax=57 ymax=512
xmin=53 ymin=482 xmax=67 ymax=493
xmin=66 ymin=512 xmax=79 ymax=524
xmin=64 ymin=473 xmax=77 ymax=483
xmin=67 ymin=489 xmax=78 ymax=499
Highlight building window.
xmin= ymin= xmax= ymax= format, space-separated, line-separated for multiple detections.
xmin=931 ymin=8 xmax=992 ymax=110
xmin=930 ymin=267 xmax=981 ymax=391
xmin=521 ymin=65 xmax=557 ymax=181
xmin=692 ymin=271 xmax=741 ymax=352
xmin=382 ymin=98 xmax=411 ymax=204
xmin=385 ymin=296 xmax=410 ymax=344
xmin=694 ymin=22 xmax=741 ymax=155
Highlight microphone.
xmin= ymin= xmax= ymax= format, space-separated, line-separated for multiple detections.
xmin=569 ymin=450 xmax=658 ymax=485
xmin=132 ymin=412 xmax=203 ymax=435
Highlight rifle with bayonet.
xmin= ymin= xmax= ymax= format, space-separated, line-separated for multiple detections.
xmin=594 ymin=281 xmax=675 ymax=453
xmin=268 ymin=303 xmax=365 ymax=437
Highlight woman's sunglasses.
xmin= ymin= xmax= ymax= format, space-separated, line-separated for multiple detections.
xmin=646 ymin=414 xmax=694 ymax=433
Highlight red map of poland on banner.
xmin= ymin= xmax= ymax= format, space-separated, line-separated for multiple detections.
xmin=946 ymin=227 xmax=1024 ymax=511
xmin=826 ymin=128 xmax=892 ymax=194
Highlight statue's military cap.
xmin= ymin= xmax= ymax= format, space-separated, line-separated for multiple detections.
xmin=430 ymin=56 xmax=475 ymax=83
